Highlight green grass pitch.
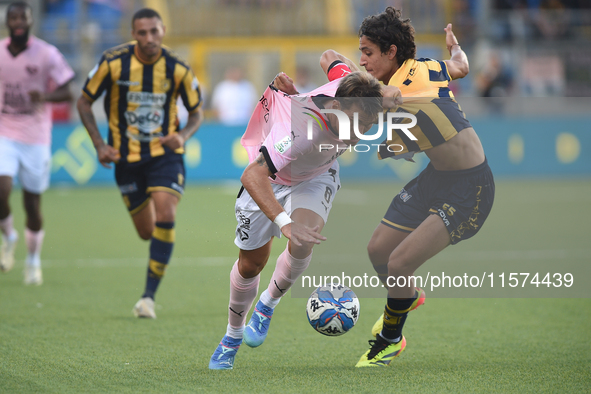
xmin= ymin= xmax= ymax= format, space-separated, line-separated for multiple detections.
xmin=1 ymin=179 xmax=590 ymax=393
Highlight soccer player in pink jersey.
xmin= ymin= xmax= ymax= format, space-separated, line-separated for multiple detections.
xmin=209 ymin=60 xmax=383 ymax=370
xmin=0 ymin=2 xmax=74 ymax=284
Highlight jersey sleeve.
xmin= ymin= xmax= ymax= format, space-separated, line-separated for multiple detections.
xmin=47 ymin=46 xmax=75 ymax=87
xmin=419 ymin=58 xmax=452 ymax=82
xmin=82 ymin=55 xmax=110 ymax=102
xmin=260 ymin=121 xmax=293 ymax=174
xmin=327 ymin=61 xmax=352 ymax=82
xmin=178 ymin=68 xmax=202 ymax=114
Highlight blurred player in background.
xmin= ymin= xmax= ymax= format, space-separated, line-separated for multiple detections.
xmin=77 ymin=8 xmax=203 ymax=318
xmin=0 ymin=1 xmax=74 ymax=285
xmin=339 ymin=7 xmax=495 ymax=367
xmin=209 ymin=64 xmax=383 ymax=370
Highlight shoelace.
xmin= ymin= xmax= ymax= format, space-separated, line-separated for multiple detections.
xmin=367 ymin=336 xmax=390 ymax=359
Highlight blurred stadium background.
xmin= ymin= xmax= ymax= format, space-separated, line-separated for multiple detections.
xmin=0 ymin=0 xmax=589 ymax=185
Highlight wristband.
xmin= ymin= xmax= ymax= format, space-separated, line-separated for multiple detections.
xmin=273 ymin=212 xmax=293 ymax=229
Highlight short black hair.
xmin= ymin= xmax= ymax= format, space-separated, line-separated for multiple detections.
xmin=131 ymin=8 xmax=161 ymax=26
xmin=7 ymin=1 xmax=32 ymax=18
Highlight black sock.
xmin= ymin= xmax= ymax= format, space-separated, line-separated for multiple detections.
xmin=142 ymin=222 xmax=175 ymax=300
xmin=380 ymin=289 xmax=418 ymax=342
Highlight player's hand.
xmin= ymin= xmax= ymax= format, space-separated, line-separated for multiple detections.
xmin=97 ymin=144 xmax=120 ymax=169
xmin=159 ymin=133 xmax=185 ymax=151
xmin=281 ymin=223 xmax=326 ymax=247
xmin=444 ymin=23 xmax=460 ymax=54
xmin=28 ymin=90 xmax=45 ymax=104
xmin=382 ymin=85 xmax=403 ymax=108
xmin=273 ymin=72 xmax=299 ymax=95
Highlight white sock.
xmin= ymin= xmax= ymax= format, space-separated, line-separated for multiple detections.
xmin=0 ymin=214 xmax=16 ymax=240
xmin=379 ymin=332 xmax=401 ymax=344
xmin=25 ymin=228 xmax=44 ymax=267
xmin=260 ymin=289 xmax=281 ymax=309
xmin=226 ymin=324 xmax=245 ymax=340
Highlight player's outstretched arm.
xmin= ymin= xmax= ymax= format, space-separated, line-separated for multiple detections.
xmin=241 ymin=154 xmax=327 ymax=247
xmin=160 ymin=107 xmax=204 ymax=151
xmin=320 ymin=50 xmax=360 ymax=75
xmin=77 ymin=94 xmax=120 ymax=168
xmin=443 ymin=23 xmax=469 ymax=80
xmin=29 ymin=81 xmax=74 ymax=104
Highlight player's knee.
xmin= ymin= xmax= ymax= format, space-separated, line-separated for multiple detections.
xmin=290 ymin=242 xmax=314 ymax=260
xmin=367 ymin=238 xmax=391 ymax=267
xmin=239 ymin=259 xmax=264 ymax=278
xmin=155 ymin=208 xmax=176 ymax=223
xmin=137 ymin=227 xmax=153 ymax=241
xmin=387 ymin=249 xmax=415 ymax=277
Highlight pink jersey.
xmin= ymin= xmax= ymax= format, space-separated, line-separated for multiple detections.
xmin=0 ymin=36 xmax=75 ymax=145
xmin=241 ymin=78 xmax=347 ymax=186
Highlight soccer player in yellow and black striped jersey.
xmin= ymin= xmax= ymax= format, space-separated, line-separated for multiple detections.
xmin=336 ymin=7 xmax=495 ymax=367
xmin=77 ymin=8 xmax=203 ymax=319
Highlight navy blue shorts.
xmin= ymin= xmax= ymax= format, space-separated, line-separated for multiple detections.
xmin=382 ymin=158 xmax=495 ymax=245
xmin=114 ymin=154 xmax=185 ymax=215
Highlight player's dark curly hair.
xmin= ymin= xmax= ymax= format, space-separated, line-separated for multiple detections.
xmin=358 ymin=7 xmax=416 ymax=66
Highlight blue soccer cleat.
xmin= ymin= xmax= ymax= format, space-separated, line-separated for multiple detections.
xmin=209 ymin=335 xmax=242 ymax=370
xmin=243 ymin=301 xmax=274 ymax=348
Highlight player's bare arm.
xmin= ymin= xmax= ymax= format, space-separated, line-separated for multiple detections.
xmin=320 ymin=49 xmax=360 ymax=74
xmin=76 ymin=94 xmax=120 ymax=168
xmin=29 ymin=81 xmax=74 ymax=104
xmin=240 ymin=154 xmax=326 ymax=247
xmin=443 ymin=24 xmax=469 ymax=80
xmin=160 ymin=107 xmax=204 ymax=150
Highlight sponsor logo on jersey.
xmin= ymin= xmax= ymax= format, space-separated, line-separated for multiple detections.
xmin=274 ymin=136 xmax=292 ymax=154
xmin=119 ymin=182 xmax=138 ymax=194
xmin=127 ymin=92 xmax=166 ymax=106
xmin=125 ymin=92 xmax=167 ymax=133
xmin=125 ymin=106 xmax=164 ymax=134
xmin=117 ymin=80 xmax=140 ymax=87
xmin=437 ymin=208 xmax=451 ymax=227
xmin=399 ymin=189 xmax=412 ymax=202
xmin=171 ymin=182 xmax=184 ymax=194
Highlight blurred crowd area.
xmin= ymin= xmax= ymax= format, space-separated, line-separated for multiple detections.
xmin=0 ymin=0 xmax=590 ymax=122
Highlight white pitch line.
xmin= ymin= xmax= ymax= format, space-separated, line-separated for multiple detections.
xmin=40 ymin=256 xmax=236 ymax=268
xmin=36 ymin=249 xmax=590 ymax=268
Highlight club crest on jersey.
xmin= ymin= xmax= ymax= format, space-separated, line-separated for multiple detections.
xmin=399 ymin=189 xmax=412 ymax=202
xmin=274 ymin=136 xmax=292 ymax=154
xmin=26 ymin=65 xmax=38 ymax=75
xmin=162 ymin=78 xmax=171 ymax=91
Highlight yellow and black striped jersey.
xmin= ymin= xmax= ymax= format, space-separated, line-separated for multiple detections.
xmin=82 ymin=42 xmax=202 ymax=163
xmin=378 ymin=58 xmax=471 ymax=159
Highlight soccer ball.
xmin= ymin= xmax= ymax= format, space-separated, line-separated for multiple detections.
xmin=306 ymin=284 xmax=360 ymax=336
